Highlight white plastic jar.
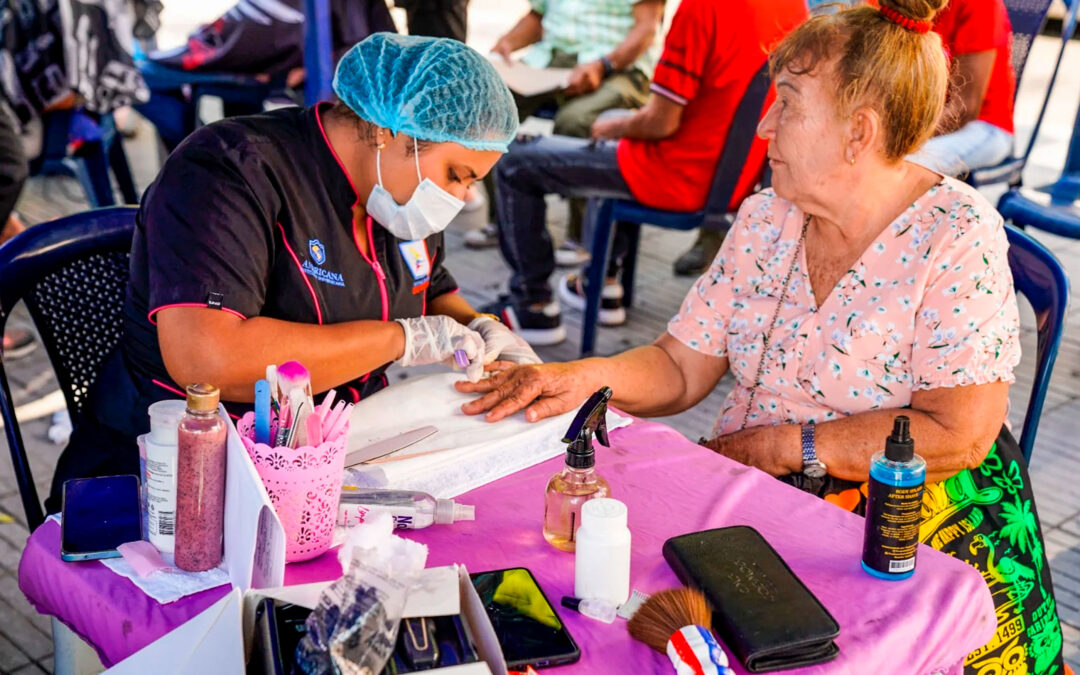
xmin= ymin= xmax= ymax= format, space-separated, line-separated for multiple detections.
xmin=574 ymin=498 xmax=631 ymax=605
xmin=142 ymin=400 xmax=187 ymax=553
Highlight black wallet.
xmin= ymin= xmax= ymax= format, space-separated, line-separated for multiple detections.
xmin=662 ymin=526 xmax=840 ymax=672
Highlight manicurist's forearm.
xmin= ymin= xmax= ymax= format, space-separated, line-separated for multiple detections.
xmin=158 ymin=310 xmax=405 ymax=401
xmin=429 ymin=291 xmax=480 ymax=326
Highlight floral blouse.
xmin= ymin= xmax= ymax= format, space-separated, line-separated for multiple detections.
xmin=668 ymin=178 xmax=1021 ymax=436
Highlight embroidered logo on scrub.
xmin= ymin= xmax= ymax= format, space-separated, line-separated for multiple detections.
xmin=302 ymin=238 xmax=345 ymax=287
xmin=398 ymin=240 xmax=431 ymax=294
xmin=309 ymin=239 xmax=327 ymax=265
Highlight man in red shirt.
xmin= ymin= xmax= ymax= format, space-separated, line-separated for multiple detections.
xmin=909 ymin=0 xmax=1016 ymax=176
xmin=485 ymin=0 xmax=807 ymax=346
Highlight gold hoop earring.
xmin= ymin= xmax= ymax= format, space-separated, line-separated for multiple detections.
xmin=377 ymin=142 xmax=386 ymax=151
xmin=848 ymin=156 xmax=856 ymax=165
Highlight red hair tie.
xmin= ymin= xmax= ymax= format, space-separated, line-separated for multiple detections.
xmin=879 ymin=6 xmax=933 ymax=34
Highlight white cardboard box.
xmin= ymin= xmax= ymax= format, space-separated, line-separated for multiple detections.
xmin=105 ymin=565 xmax=508 ymax=675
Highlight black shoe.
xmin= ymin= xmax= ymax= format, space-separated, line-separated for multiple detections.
xmin=556 ymin=273 xmax=626 ymax=326
xmin=673 ymin=228 xmax=726 ymax=277
xmin=481 ymin=297 xmax=566 ymax=346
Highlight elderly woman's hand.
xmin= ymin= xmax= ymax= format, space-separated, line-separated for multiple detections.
xmin=455 ymin=361 xmax=599 ymax=422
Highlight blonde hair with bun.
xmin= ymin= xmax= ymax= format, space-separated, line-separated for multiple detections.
xmin=770 ymin=0 xmax=951 ymax=160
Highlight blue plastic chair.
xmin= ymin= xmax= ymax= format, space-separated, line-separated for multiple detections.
xmin=32 ymin=110 xmax=139 ymax=206
xmin=578 ymin=63 xmax=772 ymax=356
xmin=1003 ymin=224 xmax=1070 ymax=463
xmin=0 ymin=207 xmax=137 ymax=530
xmin=996 ymin=72 xmax=1080 ymax=239
xmin=967 ymin=0 xmax=1079 ymax=188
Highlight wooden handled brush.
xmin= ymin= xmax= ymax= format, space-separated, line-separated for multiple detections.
xmin=627 ymin=588 xmax=734 ymax=675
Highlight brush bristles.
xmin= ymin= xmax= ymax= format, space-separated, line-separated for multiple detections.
xmin=627 ymin=588 xmax=712 ymax=653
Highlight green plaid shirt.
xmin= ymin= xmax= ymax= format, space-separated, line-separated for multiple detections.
xmin=521 ymin=0 xmax=660 ymax=77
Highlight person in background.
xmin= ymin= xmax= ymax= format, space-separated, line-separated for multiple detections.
xmin=46 ymin=34 xmax=539 ymax=512
xmin=0 ymin=108 xmax=34 ymax=359
xmin=463 ymin=0 xmax=664 ymax=267
xmin=462 ymin=2 xmax=1066 ymax=672
xmin=908 ymin=0 xmax=1016 ymax=176
xmin=400 ymin=0 xmax=470 ymax=42
xmin=482 ymin=0 xmax=806 ymax=346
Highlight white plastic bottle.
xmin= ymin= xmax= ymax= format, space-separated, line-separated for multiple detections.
xmin=337 ymin=488 xmax=475 ymax=529
xmin=141 ymin=400 xmax=187 ymax=553
xmin=574 ymin=498 xmax=631 ymax=605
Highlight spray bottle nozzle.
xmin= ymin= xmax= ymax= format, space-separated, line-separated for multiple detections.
xmin=885 ymin=415 xmax=914 ymax=462
xmin=562 ymin=387 xmax=613 ymax=469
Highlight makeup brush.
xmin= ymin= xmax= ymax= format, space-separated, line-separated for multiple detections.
xmin=627 ymin=588 xmax=734 ymax=675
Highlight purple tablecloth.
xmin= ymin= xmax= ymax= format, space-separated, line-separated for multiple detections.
xmin=19 ymin=419 xmax=995 ymax=673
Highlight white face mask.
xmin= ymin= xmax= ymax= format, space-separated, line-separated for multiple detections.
xmin=366 ymin=137 xmax=465 ymax=241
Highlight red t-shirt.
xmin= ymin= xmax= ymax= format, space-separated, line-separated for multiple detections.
xmin=933 ymin=0 xmax=1016 ymax=133
xmin=616 ymin=0 xmax=807 ymax=213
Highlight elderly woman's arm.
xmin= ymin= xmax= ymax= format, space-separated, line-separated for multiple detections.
xmin=456 ymin=334 xmax=728 ymax=422
xmin=709 ymin=381 xmax=1009 ymax=484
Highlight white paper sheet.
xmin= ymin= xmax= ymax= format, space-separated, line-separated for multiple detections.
xmin=487 ymin=54 xmax=572 ymax=97
xmin=222 ymin=405 xmax=287 ymax=591
xmin=344 ymin=373 xmax=632 ymax=498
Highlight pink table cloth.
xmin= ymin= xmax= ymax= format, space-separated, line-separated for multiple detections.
xmin=20 ymin=419 xmax=995 ymax=673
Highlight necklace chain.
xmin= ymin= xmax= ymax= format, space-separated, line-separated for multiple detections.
xmin=740 ymin=215 xmax=811 ymax=431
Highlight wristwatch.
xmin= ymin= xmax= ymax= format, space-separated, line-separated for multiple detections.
xmin=800 ymin=423 xmax=828 ymax=478
xmin=599 ymin=56 xmax=615 ymax=78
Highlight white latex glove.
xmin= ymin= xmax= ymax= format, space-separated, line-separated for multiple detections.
xmin=395 ymin=316 xmax=486 ymax=382
xmin=468 ymin=315 xmax=543 ymax=366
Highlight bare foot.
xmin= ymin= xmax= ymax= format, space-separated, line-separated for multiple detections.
xmin=0 ymin=213 xmax=25 ymax=246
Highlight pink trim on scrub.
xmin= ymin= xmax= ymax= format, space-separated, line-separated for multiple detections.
xmin=276 ymin=222 xmax=324 ymax=325
xmin=148 ymin=303 xmax=247 ymax=326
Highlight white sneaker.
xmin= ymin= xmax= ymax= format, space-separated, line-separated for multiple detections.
xmin=464 ymin=223 xmax=499 ymax=249
xmin=557 ymin=273 xmax=626 ymax=326
xmin=554 ymin=240 xmax=591 ymax=267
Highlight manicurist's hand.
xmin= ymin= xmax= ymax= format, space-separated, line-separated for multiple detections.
xmin=396 ymin=316 xmax=486 ymax=382
xmin=468 ymin=316 xmax=542 ymax=366
xmin=455 ymin=361 xmax=599 ymax=422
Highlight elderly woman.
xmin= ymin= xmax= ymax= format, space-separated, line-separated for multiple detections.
xmin=458 ymin=1 xmax=1065 ymax=672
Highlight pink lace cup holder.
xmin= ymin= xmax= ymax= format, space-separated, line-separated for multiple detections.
xmin=237 ymin=411 xmax=348 ymax=562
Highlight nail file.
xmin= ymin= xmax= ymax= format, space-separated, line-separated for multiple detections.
xmin=344 ymin=426 xmax=438 ymax=467
xmin=306 ymin=410 xmax=323 ymax=447
xmin=254 ymin=379 xmax=271 ymax=445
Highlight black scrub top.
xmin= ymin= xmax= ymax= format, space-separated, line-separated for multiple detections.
xmin=99 ymin=103 xmax=458 ymax=439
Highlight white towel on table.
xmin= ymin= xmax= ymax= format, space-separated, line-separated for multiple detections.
xmin=344 ymin=373 xmax=633 ymax=498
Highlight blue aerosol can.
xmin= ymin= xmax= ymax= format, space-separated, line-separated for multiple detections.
xmin=861 ymin=415 xmax=926 ymax=580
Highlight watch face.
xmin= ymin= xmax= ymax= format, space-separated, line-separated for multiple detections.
xmin=803 ymin=461 xmax=828 ymax=479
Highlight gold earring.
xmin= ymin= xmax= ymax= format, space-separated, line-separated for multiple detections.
xmin=377 ymin=142 xmax=386 ymax=150
xmin=848 ymin=155 xmax=856 ymax=165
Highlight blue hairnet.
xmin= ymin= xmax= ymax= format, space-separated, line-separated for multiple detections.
xmin=333 ymin=33 xmax=518 ymax=153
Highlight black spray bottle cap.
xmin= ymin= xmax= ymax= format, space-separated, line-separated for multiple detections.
xmin=561 ymin=387 xmax=613 ymax=469
xmin=885 ymin=415 xmax=914 ymax=462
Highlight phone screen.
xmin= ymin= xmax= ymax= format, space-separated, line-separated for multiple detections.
xmin=470 ymin=568 xmax=580 ymax=668
xmin=61 ymin=475 xmax=142 ymax=559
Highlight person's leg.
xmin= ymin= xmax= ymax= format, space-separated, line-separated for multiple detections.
xmin=555 ymin=71 xmax=649 ymax=255
xmin=405 ymin=0 xmax=469 ymax=41
xmin=467 ymin=91 xmax=557 ymax=248
xmin=907 ymin=120 xmax=1014 ymax=177
xmin=492 ymin=136 xmax=631 ymax=343
xmin=0 ymin=109 xmax=29 ymax=228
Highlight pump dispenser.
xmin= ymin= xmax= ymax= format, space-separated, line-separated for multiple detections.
xmin=543 ymin=387 xmax=613 ymax=552
xmin=861 ymin=415 xmax=926 ymax=580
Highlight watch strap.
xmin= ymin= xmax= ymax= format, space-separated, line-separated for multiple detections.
xmin=599 ymin=56 xmax=615 ymax=77
xmin=801 ymin=423 xmax=817 ymax=465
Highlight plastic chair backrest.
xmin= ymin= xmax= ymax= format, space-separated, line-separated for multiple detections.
xmin=0 ymin=207 xmax=137 ymax=529
xmin=1004 ymin=224 xmax=1070 ymax=463
xmin=1004 ymin=0 xmax=1055 ymax=87
xmin=701 ymin=63 xmax=773 ymax=226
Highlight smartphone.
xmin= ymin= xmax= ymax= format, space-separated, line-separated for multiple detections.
xmin=61 ymin=475 xmax=143 ymax=562
xmin=470 ymin=568 xmax=580 ymax=669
